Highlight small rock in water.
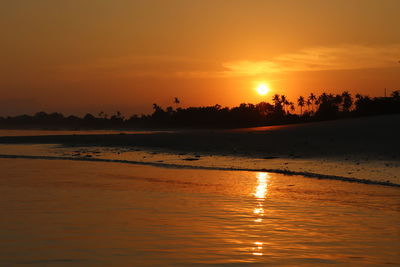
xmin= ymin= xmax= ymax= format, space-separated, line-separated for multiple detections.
xmin=183 ymin=158 xmax=200 ymax=161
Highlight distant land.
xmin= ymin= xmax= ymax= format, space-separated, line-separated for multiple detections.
xmin=1 ymin=91 xmax=399 ymax=130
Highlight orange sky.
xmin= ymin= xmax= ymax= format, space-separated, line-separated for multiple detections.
xmin=0 ymin=0 xmax=399 ymax=116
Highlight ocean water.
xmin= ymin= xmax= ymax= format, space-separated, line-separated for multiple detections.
xmin=0 ymin=130 xmax=399 ymax=265
xmin=0 ymin=157 xmax=399 ymax=266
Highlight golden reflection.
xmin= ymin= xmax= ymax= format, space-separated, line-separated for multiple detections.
xmin=253 ymin=172 xmax=270 ymax=219
xmin=253 ymin=207 xmax=264 ymax=215
xmin=254 ymin=172 xmax=269 ymax=199
xmin=251 ymin=172 xmax=270 ymax=256
xmin=252 ymin=241 xmax=264 ymax=256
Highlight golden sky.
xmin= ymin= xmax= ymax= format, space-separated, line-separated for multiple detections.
xmin=0 ymin=0 xmax=399 ymax=116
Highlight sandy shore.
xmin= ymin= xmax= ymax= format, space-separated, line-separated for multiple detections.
xmin=1 ymin=114 xmax=399 ymax=159
xmin=0 ymin=114 xmax=399 ymax=184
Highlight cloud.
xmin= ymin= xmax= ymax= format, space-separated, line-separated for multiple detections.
xmin=222 ymin=44 xmax=400 ymax=76
xmin=57 ymin=44 xmax=400 ymax=81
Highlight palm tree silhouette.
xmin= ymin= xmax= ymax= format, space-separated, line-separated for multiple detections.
xmin=306 ymin=99 xmax=312 ymax=113
xmin=392 ymin=90 xmax=400 ymax=100
xmin=280 ymin=95 xmax=288 ymax=113
xmin=341 ymin=91 xmax=353 ymax=112
xmin=174 ymin=97 xmax=180 ymax=109
xmin=297 ymin=96 xmax=305 ymax=115
xmin=272 ymin=94 xmax=281 ymax=106
xmin=284 ymin=100 xmax=290 ymax=114
xmin=289 ymin=102 xmax=295 ymax=114
xmin=308 ymin=93 xmax=316 ymax=113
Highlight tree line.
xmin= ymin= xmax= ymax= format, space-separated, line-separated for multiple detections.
xmin=1 ymin=90 xmax=399 ymax=129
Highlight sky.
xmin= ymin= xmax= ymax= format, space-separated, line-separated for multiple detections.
xmin=0 ymin=0 xmax=399 ymax=116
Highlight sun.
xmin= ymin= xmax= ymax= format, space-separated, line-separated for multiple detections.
xmin=256 ymin=83 xmax=270 ymax=95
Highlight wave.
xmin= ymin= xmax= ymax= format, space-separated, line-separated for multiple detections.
xmin=0 ymin=153 xmax=399 ymax=188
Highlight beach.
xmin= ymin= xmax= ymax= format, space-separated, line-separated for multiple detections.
xmin=0 ymin=114 xmax=399 ymax=266
xmin=2 ymin=115 xmax=399 ymax=159
xmin=1 ymin=114 xmax=399 ymax=185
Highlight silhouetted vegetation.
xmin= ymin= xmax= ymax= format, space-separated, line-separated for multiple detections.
xmin=1 ymin=91 xmax=399 ymax=130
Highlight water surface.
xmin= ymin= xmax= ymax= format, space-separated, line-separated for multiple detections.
xmin=0 ymin=158 xmax=399 ymax=266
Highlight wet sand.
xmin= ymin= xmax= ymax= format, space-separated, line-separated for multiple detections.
xmin=0 ymin=114 xmax=399 ymax=185
xmin=1 ymin=114 xmax=399 ymax=160
xmin=0 ymin=158 xmax=399 ymax=266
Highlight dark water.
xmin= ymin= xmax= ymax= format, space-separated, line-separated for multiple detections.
xmin=0 ymin=158 xmax=399 ymax=266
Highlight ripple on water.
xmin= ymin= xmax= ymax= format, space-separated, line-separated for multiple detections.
xmin=0 ymin=155 xmax=399 ymax=266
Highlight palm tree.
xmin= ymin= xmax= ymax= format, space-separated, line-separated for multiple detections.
xmin=306 ymin=99 xmax=312 ymax=113
xmin=308 ymin=93 xmax=316 ymax=113
xmin=272 ymin=94 xmax=284 ymax=115
xmin=174 ymin=97 xmax=180 ymax=109
xmin=284 ymin=100 xmax=290 ymax=114
xmin=391 ymin=90 xmax=400 ymax=100
xmin=280 ymin=95 xmax=287 ymax=104
xmin=334 ymin=94 xmax=343 ymax=107
xmin=289 ymin=102 xmax=295 ymax=114
xmin=280 ymin=95 xmax=288 ymax=113
xmin=297 ymin=96 xmax=305 ymax=115
xmin=341 ymin=91 xmax=353 ymax=112
xmin=272 ymin=94 xmax=281 ymax=106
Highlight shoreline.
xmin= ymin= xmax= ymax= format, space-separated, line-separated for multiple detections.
xmin=1 ymin=153 xmax=399 ymax=187
xmin=0 ymin=114 xmax=399 ymax=186
xmin=0 ymin=114 xmax=399 ymax=160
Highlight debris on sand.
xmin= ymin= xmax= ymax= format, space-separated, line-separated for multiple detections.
xmin=262 ymin=156 xmax=278 ymax=159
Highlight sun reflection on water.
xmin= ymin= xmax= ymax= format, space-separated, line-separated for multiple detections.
xmin=252 ymin=241 xmax=264 ymax=256
xmin=253 ymin=172 xmax=270 ymax=218
xmin=251 ymin=172 xmax=270 ymax=256
xmin=254 ymin=172 xmax=269 ymax=199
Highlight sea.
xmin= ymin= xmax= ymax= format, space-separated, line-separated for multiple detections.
xmin=0 ymin=130 xmax=399 ymax=266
